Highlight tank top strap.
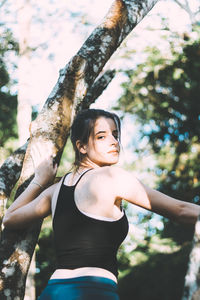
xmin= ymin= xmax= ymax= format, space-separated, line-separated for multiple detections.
xmin=74 ymin=168 xmax=93 ymax=187
xmin=62 ymin=172 xmax=71 ymax=183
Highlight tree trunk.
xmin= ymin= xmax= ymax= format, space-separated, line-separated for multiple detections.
xmin=182 ymin=216 xmax=200 ymax=300
xmin=0 ymin=0 xmax=159 ymax=298
xmin=0 ymin=143 xmax=27 ymax=228
xmin=24 ymin=251 xmax=36 ymax=300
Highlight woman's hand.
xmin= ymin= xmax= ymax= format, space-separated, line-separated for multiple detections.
xmin=30 ymin=142 xmax=58 ymax=188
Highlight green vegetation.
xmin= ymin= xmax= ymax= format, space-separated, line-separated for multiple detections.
xmin=118 ymin=242 xmax=191 ymax=300
xmin=113 ymin=27 xmax=200 ymax=299
xmin=0 ymin=25 xmax=18 ymax=161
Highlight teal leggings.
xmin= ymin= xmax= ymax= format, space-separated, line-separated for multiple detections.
xmin=38 ymin=276 xmax=119 ymax=300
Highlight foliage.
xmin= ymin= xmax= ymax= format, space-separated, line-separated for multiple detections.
xmin=0 ymin=25 xmax=18 ymax=149
xmin=117 ymin=36 xmax=200 ymax=155
xmin=0 ymin=91 xmax=17 ymax=147
xmin=115 ymin=28 xmax=200 ymax=245
xmin=117 ymin=222 xmax=191 ymax=299
xmin=118 ymin=242 xmax=191 ymax=300
xmin=110 ymin=25 xmax=200 ymax=299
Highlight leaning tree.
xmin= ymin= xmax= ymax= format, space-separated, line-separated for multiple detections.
xmin=0 ymin=1 xmax=160 ymax=298
xmin=0 ymin=0 xmax=199 ymax=299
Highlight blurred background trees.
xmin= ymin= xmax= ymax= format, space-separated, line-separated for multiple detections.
xmin=0 ymin=24 xmax=18 ymax=161
xmin=114 ymin=4 xmax=200 ymax=299
xmin=1 ymin=0 xmax=200 ymax=299
xmin=116 ymin=27 xmax=200 ymax=242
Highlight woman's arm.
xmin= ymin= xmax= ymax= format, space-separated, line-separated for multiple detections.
xmin=111 ymin=166 xmax=200 ymax=225
xmin=2 ymin=142 xmax=58 ymax=229
xmin=2 ymin=184 xmax=57 ymax=229
xmin=141 ymin=183 xmax=199 ymax=225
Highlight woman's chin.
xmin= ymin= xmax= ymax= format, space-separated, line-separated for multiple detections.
xmin=102 ymin=160 xmax=119 ymax=167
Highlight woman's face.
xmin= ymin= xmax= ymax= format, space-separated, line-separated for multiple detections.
xmin=80 ymin=117 xmax=120 ymax=168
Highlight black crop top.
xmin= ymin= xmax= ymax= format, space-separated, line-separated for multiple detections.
xmin=53 ymin=170 xmax=129 ymax=278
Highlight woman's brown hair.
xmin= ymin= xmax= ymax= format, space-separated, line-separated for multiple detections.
xmin=70 ymin=109 xmax=121 ymax=169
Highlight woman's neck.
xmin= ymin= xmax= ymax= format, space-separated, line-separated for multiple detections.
xmin=78 ymin=160 xmax=101 ymax=171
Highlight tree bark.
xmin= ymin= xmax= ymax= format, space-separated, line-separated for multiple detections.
xmin=182 ymin=216 xmax=200 ymax=300
xmin=0 ymin=0 xmax=159 ymax=298
xmin=0 ymin=143 xmax=27 ymax=229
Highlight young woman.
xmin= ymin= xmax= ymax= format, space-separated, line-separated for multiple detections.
xmin=3 ymin=109 xmax=200 ymax=300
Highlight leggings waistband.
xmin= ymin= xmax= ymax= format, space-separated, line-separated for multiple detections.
xmin=38 ymin=276 xmax=119 ymax=300
xmin=47 ymin=276 xmax=117 ymax=290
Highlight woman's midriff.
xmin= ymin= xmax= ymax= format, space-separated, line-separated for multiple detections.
xmin=50 ymin=267 xmax=117 ymax=283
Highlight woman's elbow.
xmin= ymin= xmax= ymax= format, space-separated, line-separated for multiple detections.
xmin=2 ymin=212 xmax=27 ymax=230
xmin=2 ymin=213 xmax=14 ymax=229
xmin=177 ymin=202 xmax=199 ymax=225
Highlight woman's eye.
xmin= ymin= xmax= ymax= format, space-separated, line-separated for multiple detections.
xmin=97 ymin=136 xmax=105 ymax=139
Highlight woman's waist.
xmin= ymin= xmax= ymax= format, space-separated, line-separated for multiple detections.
xmin=50 ymin=267 xmax=117 ymax=283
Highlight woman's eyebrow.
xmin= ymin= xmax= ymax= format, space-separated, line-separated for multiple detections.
xmin=95 ymin=130 xmax=106 ymax=136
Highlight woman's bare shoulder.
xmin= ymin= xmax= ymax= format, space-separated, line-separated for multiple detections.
xmin=85 ymin=167 xmax=138 ymax=203
xmin=96 ymin=165 xmax=132 ymax=178
xmin=87 ymin=166 xmax=132 ymax=187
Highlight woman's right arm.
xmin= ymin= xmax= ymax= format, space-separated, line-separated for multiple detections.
xmin=2 ymin=183 xmax=57 ymax=229
xmin=3 ymin=142 xmax=58 ymax=229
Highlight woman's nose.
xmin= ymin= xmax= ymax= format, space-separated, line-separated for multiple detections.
xmin=110 ymin=135 xmax=118 ymax=145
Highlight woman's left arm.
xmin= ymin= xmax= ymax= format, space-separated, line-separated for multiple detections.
xmin=112 ymin=167 xmax=200 ymax=225
xmin=141 ymin=183 xmax=200 ymax=225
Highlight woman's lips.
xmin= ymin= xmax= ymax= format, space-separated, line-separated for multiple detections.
xmin=108 ymin=150 xmax=119 ymax=154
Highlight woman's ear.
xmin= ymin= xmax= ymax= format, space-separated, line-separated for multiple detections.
xmin=76 ymin=140 xmax=87 ymax=154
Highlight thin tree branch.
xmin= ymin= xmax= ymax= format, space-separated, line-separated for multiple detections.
xmin=0 ymin=0 xmax=7 ymax=9
xmin=76 ymin=69 xmax=116 ymax=112
xmin=174 ymin=0 xmax=197 ymax=25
